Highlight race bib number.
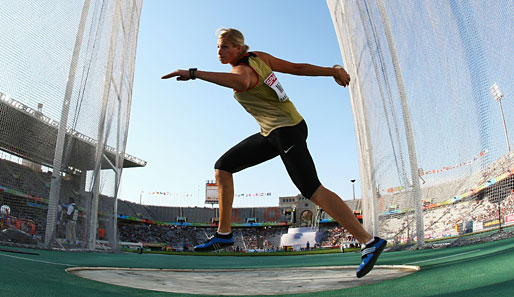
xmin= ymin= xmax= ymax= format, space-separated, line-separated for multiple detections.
xmin=264 ymin=72 xmax=289 ymax=102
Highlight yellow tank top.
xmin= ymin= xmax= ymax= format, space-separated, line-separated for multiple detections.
xmin=234 ymin=52 xmax=303 ymax=136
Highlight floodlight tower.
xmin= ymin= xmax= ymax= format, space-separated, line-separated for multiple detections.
xmin=350 ymin=179 xmax=356 ymax=200
xmin=490 ymin=83 xmax=510 ymax=152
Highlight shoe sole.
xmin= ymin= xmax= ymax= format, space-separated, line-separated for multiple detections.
xmin=356 ymin=240 xmax=387 ymax=278
xmin=194 ymin=242 xmax=234 ymax=252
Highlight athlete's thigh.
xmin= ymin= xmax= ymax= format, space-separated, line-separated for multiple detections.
xmin=215 ymin=132 xmax=279 ymax=173
xmin=280 ymin=140 xmax=321 ymax=198
xmin=269 ymin=122 xmax=321 ymax=198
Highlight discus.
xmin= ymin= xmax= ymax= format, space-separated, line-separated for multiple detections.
xmin=333 ymin=64 xmax=344 ymax=86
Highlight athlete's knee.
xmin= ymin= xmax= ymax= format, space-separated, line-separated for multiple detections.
xmin=309 ymin=185 xmax=325 ymax=202
xmin=214 ymin=153 xmax=238 ymax=173
xmin=214 ymin=156 xmax=230 ymax=172
xmin=301 ymin=182 xmax=322 ymax=200
xmin=215 ymin=169 xmax=232 ymax=185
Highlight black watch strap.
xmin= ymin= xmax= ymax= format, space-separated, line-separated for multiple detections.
xmin=189 ymin=68 xmax=197 ymax=80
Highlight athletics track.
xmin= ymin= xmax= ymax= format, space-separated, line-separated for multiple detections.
xmin=1 ymin=235 xmax=514 ymax=296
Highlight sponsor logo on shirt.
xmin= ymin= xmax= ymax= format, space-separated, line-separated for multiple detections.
xmin=264 ymin=72 xmax=289 ymax=102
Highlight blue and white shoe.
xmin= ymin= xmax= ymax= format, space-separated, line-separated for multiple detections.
xmin=194 ymin=232 xmax=234 ymax=252
xmin=356 ymin=237 xmax=387 ymax=278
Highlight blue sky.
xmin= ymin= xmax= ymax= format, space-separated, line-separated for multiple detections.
xmin=118 ymin=0 xmax=361 ymax=207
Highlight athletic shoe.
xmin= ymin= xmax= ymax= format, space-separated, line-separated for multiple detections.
xmin=194 ymin=232 xmax=234 ymax=252
xmin=356 ymin=237 xmax=387 ymax=278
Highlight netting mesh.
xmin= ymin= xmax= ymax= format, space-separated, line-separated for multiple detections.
xmin=328 ymin=0 xmax=514 ymax=245
xmin=0 ymin=0 xmax=144 ymax=250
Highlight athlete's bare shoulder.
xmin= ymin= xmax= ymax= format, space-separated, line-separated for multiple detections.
xmin=253 ymin=51 xmax=272 ymax=66
xmin=252 ymin=51 xmax=298 ymax=74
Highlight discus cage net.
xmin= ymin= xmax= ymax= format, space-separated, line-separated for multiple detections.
xmin=327 ymin=0 xmax=514 ymax=246
xmin=0 ymin=0 xmax=145 ymax=251
xmin=0 ymin=0 xmax=512 ymax=252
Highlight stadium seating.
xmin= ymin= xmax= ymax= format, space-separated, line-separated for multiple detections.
xmin=1 ymin=153 xmax=514 ymax=250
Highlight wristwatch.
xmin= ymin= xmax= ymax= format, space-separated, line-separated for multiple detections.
xmin=189 ymin=68 xmax=197 ymax=80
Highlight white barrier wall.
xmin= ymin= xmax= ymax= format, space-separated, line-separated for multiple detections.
xmin=280 ymin=227 xmax=322 ymax=249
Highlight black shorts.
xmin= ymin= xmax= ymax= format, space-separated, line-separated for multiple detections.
xmin=214 ymin=120 xmax=321 ymax=198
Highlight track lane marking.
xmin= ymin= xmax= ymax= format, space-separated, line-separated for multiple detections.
xmin=406 ymin=249 xmax=481 ymax=264
xmin=0 ymin=252 xmax=77 ymax=266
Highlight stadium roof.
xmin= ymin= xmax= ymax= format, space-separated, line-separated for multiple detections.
xmin=0 ymin=92 xmax=146 ymax=171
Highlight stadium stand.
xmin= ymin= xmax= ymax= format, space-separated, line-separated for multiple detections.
xmin=144 ymin=205 xmax=180 ymax=222
xmin=2 ymin=145 xmax=514 ymax=251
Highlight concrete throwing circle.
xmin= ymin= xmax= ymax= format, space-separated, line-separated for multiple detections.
xmin=67 ymin=265 xmax=419 ymax=295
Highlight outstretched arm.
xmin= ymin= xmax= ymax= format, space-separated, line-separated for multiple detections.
xmin=254 ymin=51 xmax=351 ymax=87
xmin=161 ymin=65 xmax=252 ymax=90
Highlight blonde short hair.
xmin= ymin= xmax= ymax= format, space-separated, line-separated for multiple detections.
xmin=216 ymin=28 xmax=250 ymax=53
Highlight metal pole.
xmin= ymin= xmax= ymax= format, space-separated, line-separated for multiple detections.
xmin=351 ymin=179 xmax=356 ymax=200
xmin=498 ymin=202 xmax=502 ymax=232
xmin=499 ymin=100 xmax=511 ymax=152
xmin=377 ymin=0 xmax=424 ymax=247
xmin=44 ymin=0 xmax=91 ymax=248
xmin=89 ymin=0 xmax=122 ymax=251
